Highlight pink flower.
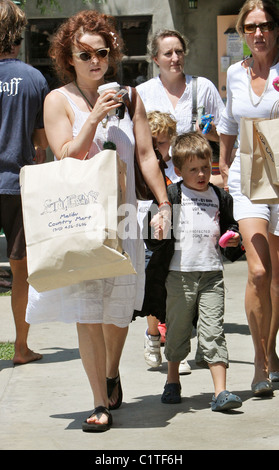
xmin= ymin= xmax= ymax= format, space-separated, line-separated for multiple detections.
xmin=273 ymin=76 xmax=279 ymax=91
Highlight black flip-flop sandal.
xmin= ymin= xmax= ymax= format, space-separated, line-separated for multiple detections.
xmin=107 ymin=374 xmax=123 ymax=410
xmin=82 ymin=406 xmax=112 ymax=432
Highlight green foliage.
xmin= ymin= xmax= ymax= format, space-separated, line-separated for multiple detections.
xmin=17 ymin=0 xmax=107 ymax=13
xmin=0 ymin=342 xmax=14 ymax=360
xmin=18 ymin=0 xmax=61 ymax=12
xmin=0 ymin=290 xmax=11 ymax=296
xmin=35 ymin=0 xmax=62 ymax=13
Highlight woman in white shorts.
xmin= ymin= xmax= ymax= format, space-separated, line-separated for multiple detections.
xmin=218 ymin=0 xmax=279 ymax=397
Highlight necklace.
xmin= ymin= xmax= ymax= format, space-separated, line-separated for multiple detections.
xmin=74 ymin=80 xmax=116 ymax=150
xmin=74 ymin=80 xmax=108 ymax=128
xmin=247 ymin=60 xmax=270 ymax=107
xmin=74 ymin=80 xmax=93 ymax=109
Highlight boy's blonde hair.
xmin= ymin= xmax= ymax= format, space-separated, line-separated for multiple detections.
xmin=172 ymin=132 xmax=212 ymax=170
xmin=147 ymin=111 xmax=177 ymax=142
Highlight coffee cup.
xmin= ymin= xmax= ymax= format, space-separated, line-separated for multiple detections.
xmin=97 ymin=82 xmax=120 ymax=115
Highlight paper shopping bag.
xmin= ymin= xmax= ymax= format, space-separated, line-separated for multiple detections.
xmin=20 ymin=149 xmax=136 ymax=292
xmin=254 ymin=117 xmax=279 ymax=185
xmin=240 ymin=117 xmax=279 ymax=204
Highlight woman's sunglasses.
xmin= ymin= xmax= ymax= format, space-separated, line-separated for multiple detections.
xmin=243 ymin=21 xmax=276 ymax=34
xmin=13 ymin=37 xmax=23 ymax=46
xmin=72 ymin=48 xmax=110 ymax=62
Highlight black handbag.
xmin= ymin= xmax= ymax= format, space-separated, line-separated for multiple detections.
xmin=126 ymin=86 xmax=167 ymax=200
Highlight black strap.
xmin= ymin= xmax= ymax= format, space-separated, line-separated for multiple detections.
xmin=124 ymin=86 xmax=137 ymax=120
xmin=191 ymin=75 xmax=197 ymax=132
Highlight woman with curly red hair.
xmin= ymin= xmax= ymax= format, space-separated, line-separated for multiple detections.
xmin=26 ymin=9 xmax=170 ymax=432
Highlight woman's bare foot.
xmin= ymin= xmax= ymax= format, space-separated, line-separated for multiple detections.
xmin=107 ymin=374 xmax=122 ymax=410
xmin=268 ymin=353 xmax=279 ymax=375
xmin=13 ymin=347 xmax=43 ymax=365
xmin=82 ymin=406 xmax=112 ymax=432
xmin=87 ymin=409 xmax=109 ymax=425
xmin=252 ymin=364 xmax=269 ymax=386
xmin=109 ymin=383 xmax=119 ymax=408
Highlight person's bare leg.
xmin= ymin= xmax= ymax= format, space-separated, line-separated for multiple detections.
xmin=77 ymin=323 xmax=109 ymax=425
xmin=10 ymin=257 xmax=42 ymax=365
xmin=239 ymin=218 xmax=272 ymax=385
xmin=103 ymin=324 xmax=128 ymax=408
xmin=167 ymin=361 xmax=180 ymax=384
xmin=267 ymin=233 xmax=279 ymax=373
xmin=209 ymin=362 xmax=226 ymax=397
xmin=147 ymin=315 xmax=160 ymax=336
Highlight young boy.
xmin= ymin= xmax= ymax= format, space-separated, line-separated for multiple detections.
xmin=137 ymin=112 xmax=176 ymax=360
xmin=136 ymin=112 xmax=191 ymax=374
xmin=147 ymin=111 xmax=178 ymax=186
xmin=148 ymin=132 xmax=243 ymax=411
xmin=142 ymin=112 xmax=177 ymax=363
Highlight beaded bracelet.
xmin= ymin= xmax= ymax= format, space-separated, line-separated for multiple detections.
xmin=158 ymin=201 xmax=172 ymax=210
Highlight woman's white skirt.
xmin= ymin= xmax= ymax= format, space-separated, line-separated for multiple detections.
xmin=26 ymin=236 xmax=145 ymax=328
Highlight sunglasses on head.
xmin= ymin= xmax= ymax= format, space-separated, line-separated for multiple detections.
xmin=243 ymin=21 xmax=276 ymax=34
xmin=72 ymin=48 xmax=110 ymax=62
xmin=13 ymin=37 xmax=23 ymax=46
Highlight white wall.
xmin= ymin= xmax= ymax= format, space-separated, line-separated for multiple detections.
xmin=24 ymin=0 xmax=245 ymax=87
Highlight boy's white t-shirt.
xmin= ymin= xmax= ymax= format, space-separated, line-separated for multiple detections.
xmin=169 ymin=184 xmax=223 ymax=272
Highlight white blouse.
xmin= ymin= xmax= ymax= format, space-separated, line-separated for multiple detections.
xmin=136 ymin=74 xmax=225 ymax=134
xmin=217 ymin=59 xmax=279 ymax=161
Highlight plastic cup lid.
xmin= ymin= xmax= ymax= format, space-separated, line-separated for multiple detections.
xmin=97 ymin=82 xmax=120 ymax=93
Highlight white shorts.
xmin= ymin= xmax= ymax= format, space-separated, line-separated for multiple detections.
xmin=228 ymin=156 xmax=279 ymax=235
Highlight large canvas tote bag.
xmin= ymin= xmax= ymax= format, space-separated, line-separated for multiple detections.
xmin=240 ymin=117 xmax=279 ymax=204
xmin=254 ymin=117 xmax=279 ymax=185
xmin=20 ymin=149 xmax=136 ymax=292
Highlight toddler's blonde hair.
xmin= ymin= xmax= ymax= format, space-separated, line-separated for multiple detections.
xmin=147 ymin=111 xmax=177 ymax=142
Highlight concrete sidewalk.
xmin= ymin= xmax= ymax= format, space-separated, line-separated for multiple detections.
xmin=0 ymin=254 xmax=278 ymax=450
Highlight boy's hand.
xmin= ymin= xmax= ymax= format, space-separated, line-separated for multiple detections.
xmin=219 ymin=230 xmax=240 ymax=248
xmin=150 ymin=206 xmax=171 ymax=240
xmin=226 ymin=232 xmax=240 ymax=247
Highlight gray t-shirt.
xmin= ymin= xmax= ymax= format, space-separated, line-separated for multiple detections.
xmin=0 ymin=58 xmax=49 ymax=194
